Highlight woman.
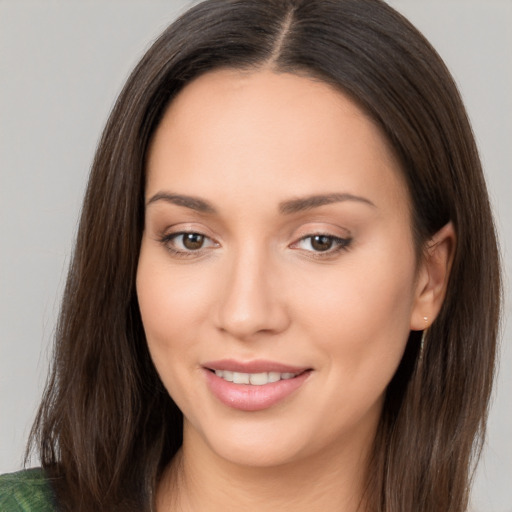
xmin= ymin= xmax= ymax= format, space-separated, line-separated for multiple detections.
xmin=0 ymin=0 xmax=501 ymax=511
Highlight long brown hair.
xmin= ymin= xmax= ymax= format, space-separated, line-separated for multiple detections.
xmin=28 ymin=1 xmax=501 ymax=511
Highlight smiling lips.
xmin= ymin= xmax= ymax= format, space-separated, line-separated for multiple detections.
xmin=203 ymin=360 xmax=312 ymax=411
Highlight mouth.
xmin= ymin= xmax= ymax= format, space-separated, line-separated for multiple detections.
xmin=202 ymin=360 xmax=312 ymax=411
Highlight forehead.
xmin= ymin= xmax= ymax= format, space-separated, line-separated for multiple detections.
xmin=146 ymin=68 xmax=409 ymax=216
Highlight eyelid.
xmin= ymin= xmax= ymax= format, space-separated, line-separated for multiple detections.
xmin=157 ymin=222 xmax=218 ymax=243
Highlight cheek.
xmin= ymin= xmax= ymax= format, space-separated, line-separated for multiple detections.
xmin=293 ymin=245 xmax=417 ymax=383
xmin=137 ymin=248 xmax=211 ymax=340
xmin=135 ymin=246 xmax=212 ymax=392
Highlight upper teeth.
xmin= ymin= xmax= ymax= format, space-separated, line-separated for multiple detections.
xmin=214 ymin=370 xmax=298 ymax=385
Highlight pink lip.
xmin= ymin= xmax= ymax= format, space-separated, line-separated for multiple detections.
xmin=203 ymin=359 xmax=309 ymax=374
xmin=202 ymin=360 xmax=312 ymax=412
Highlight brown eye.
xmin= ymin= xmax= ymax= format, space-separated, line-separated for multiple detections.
xmin=292 ymin=234 xmax=352 ymax=255
xmin=161 ymin=231 xmax=218 ymax=256
xmin=182 ymin=233 xmax=205 ymax=250
xmin=310 ymin=235 xmax=334 ymax=252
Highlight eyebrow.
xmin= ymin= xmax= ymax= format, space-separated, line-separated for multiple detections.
xmin=146 ymin=191 xmax=375 ymax=215
xmin=146 ymin=192 xmax=217 ymax=213
xmin=279 ymin=193 xmax=376 ymax=214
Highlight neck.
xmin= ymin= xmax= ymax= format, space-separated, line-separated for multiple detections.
xmin=157 ymin=427 xmax=371 ymax=512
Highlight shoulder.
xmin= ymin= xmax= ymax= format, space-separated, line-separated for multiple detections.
xmin=0 ymin=468 xmax=57 ymax=511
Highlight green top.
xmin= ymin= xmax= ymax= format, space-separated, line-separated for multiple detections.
xmin=0 ymin=469 xmax=56 ymax=512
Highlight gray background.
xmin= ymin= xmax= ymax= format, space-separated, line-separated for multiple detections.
xmin=0 ymin=1 xmax=510 ymax=510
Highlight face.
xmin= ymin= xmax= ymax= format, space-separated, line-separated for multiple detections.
xmin=137 ymin=69 xmax=426 ymax=469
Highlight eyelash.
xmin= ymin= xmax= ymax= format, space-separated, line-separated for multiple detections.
xmin=159 ymin=231 xmax=353 ymax=259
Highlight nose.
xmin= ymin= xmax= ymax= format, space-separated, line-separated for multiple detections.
xmin=214 ymin=245 xmax=290 ymax=340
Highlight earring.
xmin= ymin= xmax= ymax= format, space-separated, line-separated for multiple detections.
xmin=420 ymin=316 xmax=428 ymax=360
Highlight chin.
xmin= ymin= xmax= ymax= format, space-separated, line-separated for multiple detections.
xmin=185 ymin=412 xmax=320 ymax=468
xmin=211 ymin=435 xmax=312 ymax=469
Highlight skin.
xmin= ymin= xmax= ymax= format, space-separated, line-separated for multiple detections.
xmin=137 ymin=68 xmax=454 ymax=512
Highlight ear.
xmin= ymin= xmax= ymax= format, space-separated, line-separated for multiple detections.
xmin=410 ymin=222 xmax=456 ymax=330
